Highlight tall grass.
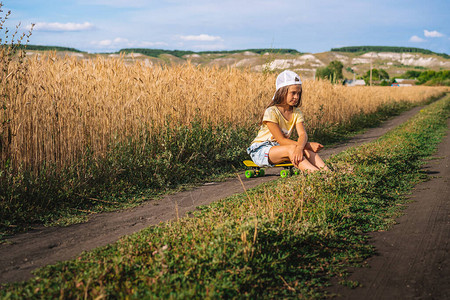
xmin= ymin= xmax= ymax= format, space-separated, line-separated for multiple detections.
xmin=2 ymin=54 xmax=446 ymax=172
xmin=0 ymin=53 xmax=447 ymax=235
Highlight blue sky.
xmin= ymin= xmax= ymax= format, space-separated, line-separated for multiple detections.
xmin=2 ymin=0 xmax=449 ymax=54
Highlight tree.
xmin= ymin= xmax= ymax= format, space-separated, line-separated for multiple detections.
xmin=378 ymin=69 xmax=389 ymax=80
xmin=363 ymin=68 xmax=389 ymax=84
xmin=403 ymin=70 xmax=421 ymax=79
xmin=417 ymin=70 xmax=450 ymax=86
xmin=316 ymin=60 xmax=344 ymax=83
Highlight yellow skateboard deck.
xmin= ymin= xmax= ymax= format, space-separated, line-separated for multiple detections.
xmin=243 ymin=160 xmax=293 ymax=168
xmin=243 ymin=160 xmax=298 ymax=178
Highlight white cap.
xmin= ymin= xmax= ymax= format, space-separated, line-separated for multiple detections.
xmin=275 ymin=70 xmax=302 ymax=92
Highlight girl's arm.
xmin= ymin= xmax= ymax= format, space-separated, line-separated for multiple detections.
xmin=295 ymin=122 xmax=308 ymax=150
xmin=266 ymin=121 xmax=297 ymax=146
xmin=266 ymin=121 xmax=320 ymax=153
xmin=266 ymin=121 xmax=307 ymax=165
xmin=292 ymin=122 xmax=308 ymax=165
xmin=305 ymin=142 xmax=324 ymax=152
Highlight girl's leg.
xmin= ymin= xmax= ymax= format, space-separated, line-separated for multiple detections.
xmin=268 ymin=145 xmax=319 ymax=172
xmin=304 ymin=149 xmax=328 ymax=170
xmin=297 ymin=159 xmax=320 ymax=172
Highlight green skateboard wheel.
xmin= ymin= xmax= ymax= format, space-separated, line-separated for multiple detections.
xmin=245 ymin=170 xmax=254 ymax=178
xmin=258 ymin=169 xmax=265 ymax=177
xmin=280 ymin=169 xmax=289 ymax=178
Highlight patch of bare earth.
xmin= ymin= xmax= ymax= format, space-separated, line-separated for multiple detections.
xmin=326 ymin=118 xmax=450 ymax=299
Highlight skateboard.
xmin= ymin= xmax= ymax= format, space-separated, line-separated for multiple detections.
xmin=243 ymin=160 xmax=301 ymax=178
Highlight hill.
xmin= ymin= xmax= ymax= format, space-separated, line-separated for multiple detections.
xmin=331 ymin=46 xmax=449 ymax=59
xmin=23 ymin=46 xmax=450 ymax=81
xmin=118 ymin=48 xmax=302 ymax=58
xmin=15 ymin=44 xmax=84 ymax=53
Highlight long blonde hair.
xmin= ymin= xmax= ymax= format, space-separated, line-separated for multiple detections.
xmin=259 ymin=85 xmax=302 ymax=124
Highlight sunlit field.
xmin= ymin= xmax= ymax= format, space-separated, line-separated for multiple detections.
xmin=2 ymin=93 xmax=449 ymax=299
xmin=0 ymin=52 xmax=447 ymax=236
xmin=2 ymin=1 xmax=449 ymax=296
xmin=2 ymin=54 xmax=446 ymax=171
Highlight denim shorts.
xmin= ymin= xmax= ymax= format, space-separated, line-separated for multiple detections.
xmin=246 ymin=141 xmax=280 ymax=167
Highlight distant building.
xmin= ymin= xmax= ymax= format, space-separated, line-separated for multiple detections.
xmin=343 ymin=79 xmax=366 ymax=86
xmin=393 ymin=78 xmax=418 ymax=87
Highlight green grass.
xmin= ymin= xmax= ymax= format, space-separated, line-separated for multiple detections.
xmin=0 ymin=122 xmax=257 ymax=238
xmin=1 ymin=95 xmax=449 ymax=298
xmin=0 ymin=94 xmax=444 ymax=240
xmin=306 ymin=99 xmax=433 ymax=145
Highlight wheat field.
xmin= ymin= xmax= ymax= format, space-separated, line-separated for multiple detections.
xmin=1 ymin=53 xmax=447 ymax=171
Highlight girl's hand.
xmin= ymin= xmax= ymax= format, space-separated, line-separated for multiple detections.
xmin=306 ymin=142 xmax=324 ymax=153
xmin=291 ymin=145 xmax=304 ymax=166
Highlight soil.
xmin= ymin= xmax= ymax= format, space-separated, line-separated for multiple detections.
xmin=0 ymin=104 xmax=447 ymax=290
xmin=326 ymin=118 xmax=450 ymax=299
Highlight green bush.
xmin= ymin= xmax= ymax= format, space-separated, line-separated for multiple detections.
xmin=363 ymin=68 xmax=389 ymax=84
xmin=400 ymin=69 xmax=450 ymax=86
xmin=418 ymin=70 xmax=450 ymax=86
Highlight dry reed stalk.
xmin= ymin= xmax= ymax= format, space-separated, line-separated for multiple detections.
xmin=1 ymin=53 xmax=447 ymax=172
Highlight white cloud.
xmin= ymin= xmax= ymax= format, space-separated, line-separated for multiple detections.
xmin=191 ymin=44 xmax=226 ymax=51
xmin=112 ymin=37 xmax=129 ymax=44
xmin=424 ymin=30 xmax=444 ymax=38
xmin=96 ymin=40 xmax=113 ymax=47
xmin=29 ymin=22 xmax=94 ymax=32
xmin=91 ymin=37 xmax=168 ymax=48
xmin=139 ymin=41 xmax=169 ymax=47
xmin=409 ymin=35 xmax=426 ymax=43
xmin=76 ymin=0 xmax=146 ymax=8
xmin=178 ymin=34 xmax=223 ymax=42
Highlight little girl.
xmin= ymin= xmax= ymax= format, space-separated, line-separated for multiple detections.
xmin=247 ymin=70 xmax=327 ymax=172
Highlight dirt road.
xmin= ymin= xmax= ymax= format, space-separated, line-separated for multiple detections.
xmin=327 ymin=118 xmax=450 ymax=299
xmin=0 ymin=105 xmax=434 ymax=285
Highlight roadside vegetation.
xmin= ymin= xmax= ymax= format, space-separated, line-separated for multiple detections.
xmin=1 ymin=93 xmax=449 ymax=299
xmin=0 ymin=49 xmax=447 ymax=239
xmin=400 ymin=69 xmax=450 ymax=86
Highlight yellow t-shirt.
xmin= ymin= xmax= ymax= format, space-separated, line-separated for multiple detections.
xmin=251 ymin=106 xmax=304 ymax=144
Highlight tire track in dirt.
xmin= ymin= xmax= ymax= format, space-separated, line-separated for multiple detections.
xmin=327 ymin=118 xmax=450 ymax=299
xmin=0 ymin=105 xmax=427 ymax=285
